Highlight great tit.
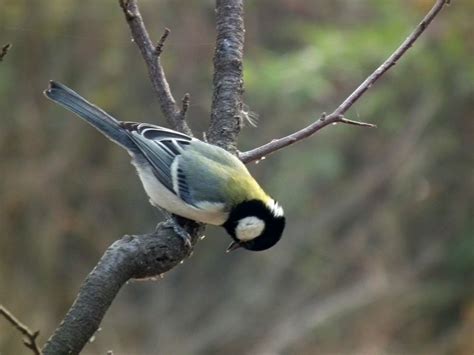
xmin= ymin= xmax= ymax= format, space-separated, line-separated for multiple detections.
xmin=44 ymin=81 xmax=285 ymax=252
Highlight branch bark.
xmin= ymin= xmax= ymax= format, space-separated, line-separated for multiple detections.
xmin=42 ymin=221 xmax=202 ymax=355
xmin=207 ymin=0 xmax=245 ymax=153
xmin=239 ymin=0 xmax=451 ymax=163
xmin=119 ymin=0 xmax=192 ymax=135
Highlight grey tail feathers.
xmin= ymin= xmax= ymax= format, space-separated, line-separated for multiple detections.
xmin=44 ymin=81 xmax=138 ymax=152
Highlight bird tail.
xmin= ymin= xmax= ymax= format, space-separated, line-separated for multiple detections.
xmin=44 ymin=81 xmax=136 ymax=151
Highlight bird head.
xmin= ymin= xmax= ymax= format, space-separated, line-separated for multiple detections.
xmin=223 ymin=199 xmax=285 ymax=252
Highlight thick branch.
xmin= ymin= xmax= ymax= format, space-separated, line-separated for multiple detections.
xmin=239 ymin=0 xmax=451 ymax=163
xmin=119 ymin=0 xmax=192 ymax=135
xmin=0 ymin=43 xmax=12 ymax=61
xmin=42 ymin=221 xmax=202 ymax=355
xmin=207 ymin=0 xmax=245 ymax=153
xmin=0 ymin=305 xmax=42 ymax=355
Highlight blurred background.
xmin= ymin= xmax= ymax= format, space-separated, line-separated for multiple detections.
xmin=1 ymin=0 xmax=473 ymax=354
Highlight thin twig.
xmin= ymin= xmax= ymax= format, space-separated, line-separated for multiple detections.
xmin=154 ymin=28 xmax=170 ymax=56
xmin=118 ymin=0 xmax=192 ymax=135
xmin=180 ymin=93 xmax=191 ymax=119
xmin=239 ymin=0 xmax=450 ymax=163
xmin=339 ymin=116 xmax=377 ymax=128
xmin=0 ymin=305 xmax=42 ymax=355
xmin=0 ymin=43 xmax=12 ymax=61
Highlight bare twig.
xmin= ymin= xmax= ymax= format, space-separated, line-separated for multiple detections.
xmin=207 ymin=0 xmax=245 ymax=153
xmin=0 ymin=305 xmax=42 ymax=355
xmin=0 ymin=43 xmax=12 ymax=61
xmin=339 ymin=116 xmax=377 ymax=127
xmin=180 ymin=92 xmax=191 ymax=119
xmin=239 ymin=0 xmax=451 ymax=163
xmin=42 ymin=221 xmax=203 ymax=355
xmin=154 ymin=27 xmax=170 ymax=56
xmin=118 ymin=0 xmax=192 ymax=135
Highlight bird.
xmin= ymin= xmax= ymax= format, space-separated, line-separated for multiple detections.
xmin=44 ymin=81 xmax=285 ymax=252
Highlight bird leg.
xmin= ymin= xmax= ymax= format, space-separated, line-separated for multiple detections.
xmin=154 ymin=206 xmax=193 ymax=249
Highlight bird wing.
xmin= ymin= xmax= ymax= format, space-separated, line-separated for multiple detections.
xmin=121 ymin=122 xmax=195 ymax=204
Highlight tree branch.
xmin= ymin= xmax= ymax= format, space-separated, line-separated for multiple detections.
xmin=40 ymin=1 xmax=451 ymax=353
xmin=0 ymin=305 xmax=42 ymax=355
xmin=207 ymin=0 xmax=245 ymax=153
xmin=239 ymin=0 xmax=451 ymax=163
xmin=118 ymin=0 xmax=192 ymax=135
xmin=42 ymin=221 xmax=202 ymax=355
xmin=0 ymin=43 xmax=12 ymax=61
xmin=43 ymin=4 xmax=205 ymax=351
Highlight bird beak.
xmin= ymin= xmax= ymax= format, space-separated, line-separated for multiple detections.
xmin=226 ymin=241 xmax=242 ymax=253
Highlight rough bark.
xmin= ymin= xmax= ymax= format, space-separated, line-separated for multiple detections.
xmin=207 ymin=0 xmax=245 ymax=153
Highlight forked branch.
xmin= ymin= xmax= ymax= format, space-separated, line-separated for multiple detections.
xmin=0 ymin=305 xmax=42 ymax=355
xmin=239 ymin=0 xmax=451 ymax=163
xmin=119 ymin=0 xmax=192 ymax=135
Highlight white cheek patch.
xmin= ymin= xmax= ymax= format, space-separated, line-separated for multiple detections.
xmin=235 ymin=216 xmax=265 ymax=241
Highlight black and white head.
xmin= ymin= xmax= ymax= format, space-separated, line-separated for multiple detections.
xmin=223 ymin=199 xmax=285 ymax=252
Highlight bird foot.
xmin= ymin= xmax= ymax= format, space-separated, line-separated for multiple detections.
xmin=154 ymin=207 xmax=193 ymax=249
xmin=171 ymin=219 xmax=193 ymax=250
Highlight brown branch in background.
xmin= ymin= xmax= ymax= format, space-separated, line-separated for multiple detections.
xmin=207 ymin=0 xmax=245 ymax=153
xmin=118 ymin=0 xmax=192 ymax=135
xmin=0 ymin=43 xmax=12 ymax=61
xmin=239 ymin=0 xmax=451 ymax=163
xmin=0 ymin=305 xmax=42 ymax=355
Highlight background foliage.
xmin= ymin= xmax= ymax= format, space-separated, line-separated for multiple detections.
xmin=1 ymin=0 xmax=473 ymax=354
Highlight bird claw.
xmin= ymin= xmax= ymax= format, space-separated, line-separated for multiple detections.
xmin=171 ymin=218 xmax=193 ymax=250
xmin=153 ymin=207 xmax=193 ymax=249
